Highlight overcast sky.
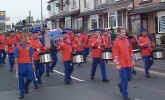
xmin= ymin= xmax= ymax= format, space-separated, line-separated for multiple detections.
xmin=0 ymin=0 xmax=49 ymax=24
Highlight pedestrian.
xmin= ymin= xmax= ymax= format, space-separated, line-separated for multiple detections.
xmin=113 ymin=28 xmax=133 ymax=100
xmin=89 ymin=29 xmax=109 ymax=82
xmin=14 ymin=34 xmax=34 ymax=99
xmin=138 ymin=28 xmax=153 ymax=78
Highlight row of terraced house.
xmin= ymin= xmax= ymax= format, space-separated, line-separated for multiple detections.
xmin=47 ymin=0 xmax=165 ymax=46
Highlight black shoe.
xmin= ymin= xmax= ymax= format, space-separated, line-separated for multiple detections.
xmin=38 ymin=80 xmax=42 ymax=84
xmin=102 ymin=79 xmax=109 ymax=83
xmin=118 ymin=84 xmax=122 ymax=93
xmin=91 ymin=76 xmax=94 ymax=80
xmin=34 ymin=86 xmax=39 ymax=89
xmin=25 ymin=88 xmax=29 ymax=94
xmin=145 ymin=75 xmax=151 ymax=78
xmin=65 ymin=81 xmax=71 ymax=85
xmin=18 ymin=96 xmax=24 ymax=99
xmin=123 ymin=96 xmax=130 ymax=100
xmin=46 ymin=74 xmax=50 ymax=77
xmin=132 ymin=70 xmax=136 ymax=75
xmin=10 ymin=69 xmax=13 ymax=72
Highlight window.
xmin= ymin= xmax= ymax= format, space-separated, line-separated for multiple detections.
xmin=109 ymin=12 xmax=117 ymax=28
xmin=71 ymin=0 xmax=77 ymax=9
xmin=158 ymin=16 xmax=165 ymax=33
xmin=90 ymin=15 xmax=98 ymax=30
xmin=130 ymin=15 xmax=141 ymax=35
xmin=65 ymin=17 xmax=72 ymax=28
xmin=84 ymin=0 xmax=89 ymax=8
xmin=108 ymin=11 xmax=124 ymax=28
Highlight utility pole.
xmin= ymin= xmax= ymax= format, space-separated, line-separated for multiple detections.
xmin=41 ymin=0 xmax=43 ymax=32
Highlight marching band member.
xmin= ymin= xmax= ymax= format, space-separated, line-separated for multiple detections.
xmin=90 ymin=29 xmax=109 ymax=82
xmin=7 ymin=32 xmax=16 ymax=72
xmin=30 ymin=34 xmax=44 ymax=87
xmin=0 ymin=33 xmax=6 ymax=64
xmin=14 ymin=34 xmax=34 ymax=99
xmin=72 ymin=34 xmax=84 ymax=55
xmin=138 ymin=28 xmax=153 ymax=78
xmin=113 ymin=28 xmax=133 ymax=100
xmin=57 ymin=34 xmax=73 ymax=84
xmin=80 ymin=32 xmax=89 ymax=63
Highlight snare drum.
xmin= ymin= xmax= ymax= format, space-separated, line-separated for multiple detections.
xmin=133 ymin=49 xmax=142 ymax=60
xmin=72 ymin=54 xmax=84 ymax=64
xmin=102 ymin=49 xmax=112 ymax=60
xmin=153 ymin=48 xmax=164 ymax=59
xmin=39 ymin=52 xmax=52 ymax=64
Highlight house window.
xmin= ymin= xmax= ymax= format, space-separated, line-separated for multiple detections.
xmin=90 ymin=15 xmax=98 ymax=30
xmin=130 ymin=15 xmax=141 ymax=35
xmin=108 ymin=11 xmax=123 ymax=28
xmin=84 ymin=0 xmax=89 ymax=9
xmin=158 ymin=16 xmax=165 ymax=33
xmin=71 ymin=0 xmax=77 ymax=9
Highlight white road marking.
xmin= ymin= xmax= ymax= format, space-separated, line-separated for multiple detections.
xmin=134 ymin=67 xmax=165 ymax=77
xmin=53 ymin=70 xmax=85 ymax=82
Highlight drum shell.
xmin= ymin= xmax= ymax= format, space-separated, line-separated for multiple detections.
xmin=133 ymin=49 xmax=142 ymax=60
xmin=39 ymin=52 xmax=52 ymax=64
xmin=72 ymin=54 xmax=84 ymax=64
xmin=102 ymin=51 xmax=112 ymax=60
xmin=153 ymin=49 xmax=164 ymax=59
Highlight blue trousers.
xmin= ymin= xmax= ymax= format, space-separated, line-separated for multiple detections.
xmin=83 ymin=48 xmax=89 ymax=62
xmin=0 ymin=50 xmax=6 ymax=64
xmin=64 ymin=61 xmax=73 ymax=82
xmin=0 ymin=50 xmax=3 ymax=64
xmin=91 ymin=58 xmax=107 ymax=80
xmin=18 ymin=63 xmax=34 ymax=96
xmin=119 ymin=67 xmax=132 ymax=97
xmin=51 ymin=52 xmax=57 ymax=71
xmin=33 ymin=60 xmax=44 ymax=86
xmin=8 ymin=54 xmax=15 ymax=70
xmin=143 ymin=56 xmax=152 ymax=76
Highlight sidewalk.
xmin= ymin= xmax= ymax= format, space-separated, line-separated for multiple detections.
xmin=135 ymin=59 xmax=165 ymax=73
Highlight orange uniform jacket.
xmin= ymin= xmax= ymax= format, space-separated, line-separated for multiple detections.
xmin=102 ymin=34 xmax=111 ymax=49
xmin=138 ymin=36 xmax=153 ymax=57
xmin=113 ymin=36 xmax=133 ymax=68
xmin=31 ymin=39 xmax=43 ymax=60
xmin=90 ymin=35 xmax=104 ymax=58
xmin=0 ymin=34 xmax=6 ymax=50
xmin=72 ymin=36 xmax=84 ymax=52
xmin=7 ymin=36 xmax=16 ymax=54
xmin=80 ymin=33 xmax=89 ymax=48
xmin=57 ymin=41 xmax=72 ymax=62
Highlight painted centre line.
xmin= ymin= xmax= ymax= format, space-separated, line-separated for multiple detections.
xmin=53 ymin=70 xmax=85 ymax=82
xmin=134 ymin=67 xmax=165 ymax=77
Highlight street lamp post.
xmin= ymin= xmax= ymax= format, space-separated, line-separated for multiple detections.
xmin=41 ymin=0 xmax=43 ymax=32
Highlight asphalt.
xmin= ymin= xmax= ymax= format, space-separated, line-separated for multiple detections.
xmin=0 ymin=54 xmax=165 ymax=100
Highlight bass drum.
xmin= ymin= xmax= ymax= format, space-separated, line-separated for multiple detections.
xmin=133 ymin=49 xmax=142 ymax=61
xmin=72 ymin=54 xmax=84 ymax=64
xmin=153 ymin=48 xmax=164 ymax=60
xmin=39 ymin=52 xmax=52 ymax=64
xmin=102 ymin=49 xmax=112 ymax=60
